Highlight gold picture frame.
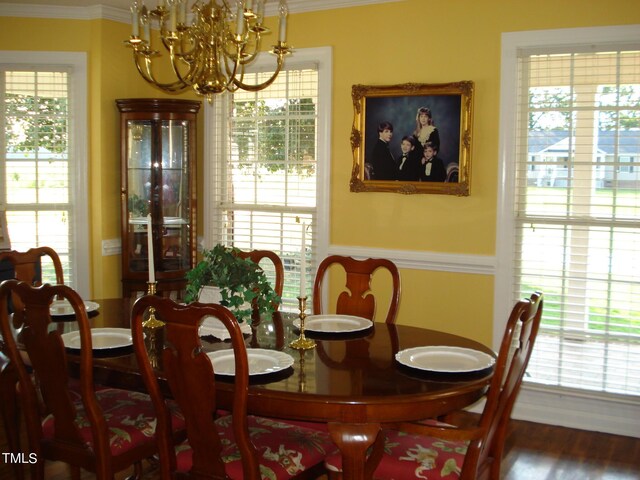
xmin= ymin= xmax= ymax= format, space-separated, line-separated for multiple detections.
xmin=349 ymin=81 xmax=474 ymax=195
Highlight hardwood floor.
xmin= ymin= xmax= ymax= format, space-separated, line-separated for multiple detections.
xmin=2 ymin=413 xmax=639 ymax=479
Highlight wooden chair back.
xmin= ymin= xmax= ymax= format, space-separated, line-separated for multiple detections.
xmin=0 ymin=246 xmax=64 ymax=286
xmin=0 ymin=281 xmax=113 ymax=477
xmin=464 ymin=292 xmax=544 ymax=479
xmin=236 ymin=249 xmax=285 ymax=296
xmin=312 ymin=255 xmax=401 ymax=324
xmin=130 ymin=296 xmax=260 ymax=479
xmin=0 ymin=247 xmax=64 ymax=311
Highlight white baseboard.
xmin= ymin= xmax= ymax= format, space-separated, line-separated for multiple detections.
xmin=467 ymin=385 xmax=640 ymax=438
xmin=511 ymin=386 xmax=640 ymax=438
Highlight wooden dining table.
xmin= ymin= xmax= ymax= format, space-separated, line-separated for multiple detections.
xmin=3 ymin=298 xmax=496 ymax=480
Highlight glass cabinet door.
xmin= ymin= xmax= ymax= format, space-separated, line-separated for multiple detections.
xmin=125 ymin=120 xmax=152 ymax=273
xmin=159 ymin=120 xmax=190 ymax=271
xmin=118 ymin=98 xmax=200 ymax=298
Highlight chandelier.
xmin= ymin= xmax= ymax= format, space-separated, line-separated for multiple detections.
xmin=125 ymin=0 xmax=292 ymax=99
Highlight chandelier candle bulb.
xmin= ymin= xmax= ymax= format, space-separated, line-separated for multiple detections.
xmin=178 ymin=0 xmax=186 ymax=24
xmin=141 ymin=8 xmax=150 ymax=43
xmin=256 ymin=0 xmax=264 ymax=20
xmin=131 ymin=1 xmax=140 ymax=37
xmin=147 ymin=214 xmax=155 ymax=284
xmin=236 ymin=2 xmax=245 ymax=36
xmin=278 ymin=1 xmax=288 ymax=43
xmin=169 ymin=1 xmax=177 ymax=32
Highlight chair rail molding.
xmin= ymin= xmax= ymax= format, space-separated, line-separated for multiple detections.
xmin=327 ymin=245 xmax=496 ymax=276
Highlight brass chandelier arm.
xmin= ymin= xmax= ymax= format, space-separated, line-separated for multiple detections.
xmin=230 ymin=54 xmax=284 ymax=92
xmin=133 ymin=51 xmax=191 ymax=93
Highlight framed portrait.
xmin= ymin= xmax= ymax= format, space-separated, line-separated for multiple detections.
xmin=349 ymin=81 xmax=474 ymax=195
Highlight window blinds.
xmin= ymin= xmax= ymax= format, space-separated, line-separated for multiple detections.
xmin=1 ymin=68 xmax=74 ymax=284
xmin=209 ymin=67 xmax=319 ymax=311
xmin=514 ymin=49 xmax=640 ymax=396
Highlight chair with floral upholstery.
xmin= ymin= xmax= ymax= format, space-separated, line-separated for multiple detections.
xmin=312 ymin=255 xmax=401 ymax=324
xmin=130 ymin=295 xmax=336 ymax=480
xmin=324 ymin=292 xmax=543 ymax=480
xmin=0 ymin=247 xmax=65 ymax=479
xmin=0 ymin=280 xmax=185 ymax=480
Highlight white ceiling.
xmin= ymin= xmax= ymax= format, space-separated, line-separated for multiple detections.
xmin=0 ymin=0 xmax=402 ymax=15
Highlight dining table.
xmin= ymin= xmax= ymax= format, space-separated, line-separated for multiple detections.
xmin=2 ymin=297 xmax=496 ymax=480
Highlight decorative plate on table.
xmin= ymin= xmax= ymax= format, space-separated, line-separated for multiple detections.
xmin=199 ymin=316 xmax=252 ymax=340
xmin=60 ymin=328 xmax=132 ymax=351
xmin=395 ymin=346 xmax=496 ymax=373
xmin=50 ymin=299 xmax=100 ymax=317
xmin=293 ymin=314 xmax=373 ymax=334
xmin=207 ymin=349 xmax=294 ymax=376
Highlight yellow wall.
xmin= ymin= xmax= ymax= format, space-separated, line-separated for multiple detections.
xmin=1 ymin=0 xmax=638 ymax=345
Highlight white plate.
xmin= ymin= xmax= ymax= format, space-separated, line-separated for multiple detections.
xmin=395 ymin=346 xmax=496 ymax=373
xmin=60 ymin=328 xmax=132 ymax=350
xmin=199 ymin=316 xmax=252 ymax=340
xmin=50 ymin=300 xmax=100 ymax=317
xmin=293 ymin=314 xmax=372 ymax=333
xmin=207 ymin=349 xmax=294 ymax=376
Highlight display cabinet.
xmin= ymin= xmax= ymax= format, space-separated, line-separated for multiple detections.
xmin=117 ymin=98 xmax=200 ymax=299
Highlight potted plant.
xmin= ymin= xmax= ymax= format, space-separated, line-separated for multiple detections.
xmin=184 ymin=244 xmax=280 ymax=324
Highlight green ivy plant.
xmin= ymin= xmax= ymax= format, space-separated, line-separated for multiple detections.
xmin=184 ymin=244 xmax=280 ymax=324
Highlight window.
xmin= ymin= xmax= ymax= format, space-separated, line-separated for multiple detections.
xmin=204 ymin=47 xmax=331 ymax=310
xmin=498 ymin=32 xmax=640 ymax=399
xmin=0 ymin=52 xmax=89 ymax=296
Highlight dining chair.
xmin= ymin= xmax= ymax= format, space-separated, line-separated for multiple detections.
xmin=130 ymin=295 xmax=336 ymax=480
xmin=312 ymin=255 xmax=401 ymax=324
xmin=0 ymin=246 xmax=65 ymax=478
xmin=0 ymin=246 xmax=64 ymax=286
xmin=0 ymin=280 xmax=185 ymax=480
xmin=235 ymin=249 xmax=285 ymax=299
xmin=324 ymin=291 xmax=544 ymax=480
xmin=0 ymin=246 xmax=65 ymax=311
xmin=236 ymin=249 xmax=285 ymax=328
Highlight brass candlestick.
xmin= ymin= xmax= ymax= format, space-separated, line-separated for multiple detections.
xmin=146 ymin=281 xmax=157 ymax=295
xmin=143 ymin=282 xmax=164 ymax=367
xmin=289 ymin=296 xmax=315 ymax=350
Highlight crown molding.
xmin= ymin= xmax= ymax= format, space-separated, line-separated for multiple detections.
xmin=0 ymin=3 xmax=127 ymax=21
xmin=0 ymin=0 xmax=402 ymax=22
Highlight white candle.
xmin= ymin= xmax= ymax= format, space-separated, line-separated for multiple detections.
xmin=131 ymin=2 xmax=140 ymax=37
xmin=141 ymin=12 xmax=150 ymax=43
xmin=236 ymin=1 xmax=245 ymax=36
xmin=147 ymin=214 xmax=155 ymax=284
xmin=169 ymin=1 xmax=177 ymax=32
xmin=177 ymin=0 xmax=186 ymax=25
xmin=278 ymin=1 xmax=288 ymax=43
xmin=300 ymin=221 xmax=306 ymax=297
xmin=256 ymin=0 xmax=265 ymax=21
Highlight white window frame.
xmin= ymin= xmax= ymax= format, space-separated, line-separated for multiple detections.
xmin=0 ymin=51 xmax=89 ymax=298
xmin=496 ymin=25 xmax=640 ymax=437
xmin=202 ymin=46 xmax=332 ymax=297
